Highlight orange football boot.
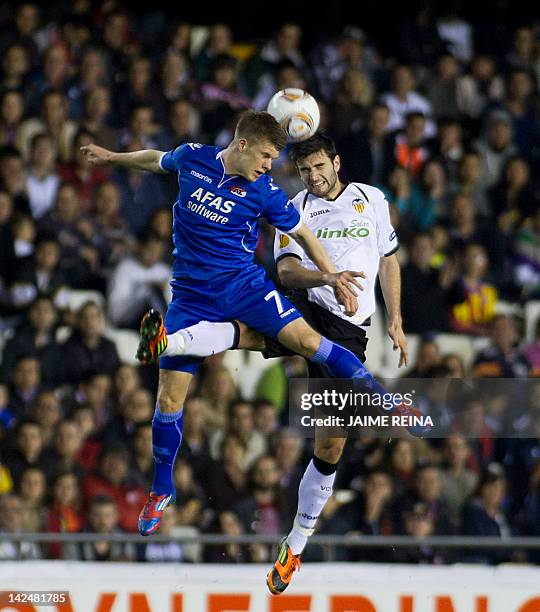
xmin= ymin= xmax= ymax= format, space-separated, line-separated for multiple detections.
xmin=136 ymin=309 xmax=168 ymax=364
xmin=266 ymin=539 xmax=301 ymax=595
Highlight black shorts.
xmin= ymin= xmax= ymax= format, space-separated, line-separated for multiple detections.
xmin=264 ymin=290 xmax=369 ymax=377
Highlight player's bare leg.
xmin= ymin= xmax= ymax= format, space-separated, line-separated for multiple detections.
xmin=236 ymin=322 xmax=266 ymax=350
xmin=314 ymin=435 xmax=347 ymax=464
xmin=138 ymin=369 xmax=192 ymax=536
xmin=276 ymin=317 xmax=323 ymax=358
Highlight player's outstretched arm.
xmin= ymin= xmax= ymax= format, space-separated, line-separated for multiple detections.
xmin=379 ymin=254 xmax=408 ymax=367
xmin=80 ymin=143 xmax=167 ymax=173
xmin=288 ymin=223 xmax=365 ymax=316
xmin=278 ymin=256 xmax=365 ymax=317
xmin=278 ymin=256 xmax=364 ymax=292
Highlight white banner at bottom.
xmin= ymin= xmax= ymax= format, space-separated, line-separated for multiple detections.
xmin=1 ymin=562 xmax=540 ymax=612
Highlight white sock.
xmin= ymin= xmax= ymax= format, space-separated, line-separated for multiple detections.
xmin=162 ymin=321 xmax=237 ymax=357
xmin=286 ymin=459 xmax=336 ymax=555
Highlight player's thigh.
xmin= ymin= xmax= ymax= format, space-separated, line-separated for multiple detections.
xmin=157 ymin=369 xmax=193 ymax=413
xmin=314 ymin=434 xmax=347 ymax=464
xmin=227 ymin=270 xmax=301 ymax=337
xmin=277 ymin=317 xmax=322 ymax=358
xmin=236 ymin=321 xmax=266 ymax=351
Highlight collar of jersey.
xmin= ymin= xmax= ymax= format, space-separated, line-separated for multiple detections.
xmin=216 ymin=149 xmax=243 ymax=188
xmin=308 ymin=182 xmax=350 ymax=204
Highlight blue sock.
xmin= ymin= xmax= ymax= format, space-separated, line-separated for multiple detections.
xmin=151 ymin=405 xmax=183 ymax=495
xmin=311 ymin=337 xmax=397 ymax=408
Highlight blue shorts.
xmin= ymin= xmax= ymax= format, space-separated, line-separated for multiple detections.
xmin=159 ymin=265 xmax=302 ymax=374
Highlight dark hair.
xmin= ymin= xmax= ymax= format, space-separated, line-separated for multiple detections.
xmin=274 ymin=58 xmax=299 ymax=75
xmin=133 ymin=420 xmax=153 ymax=432
xmin=289 ymin=132 xmax=337 ymax=165
xmin=15 ymin=418 xmax=42 ymax=439
xmin=220 ymin=431 xmax=247 ymax=454
xmin=227 ymin=398 xmax=253 ymax=420
xmin=415 ymin=461 xmax=440 ymax=475
xmin=1 ymin=88 xmax=23 ymax=102
xmin=254 ymin=398 xmax=276 ymax=411
xmin=169 ymin=96 xmax=192 ymax=111
xmin=73 ymin=129 xmax=95 ymax=147
xmin=89 ymin=494 xmax=116 ymax=509
xmin=235 ymin=110 xmax=287 ymax=151
xmin=477 ymin=462 xmax=506 ymax=491
xmin=210 ymin=53 xmax=237 ymax=75
xmin=29 ymin=293 xmax=53 ymax=307
xmin=411 ymin=230 xmax=432 ymax=245
xmin=0 ymin=145 xmax=22 ymax=161
xmin=369 ymin=101 xmax=390 ymax=114
xmin=14 ymin=354 xmax=40 ymax=367
xmin=42 ymin=90 xmax=66 ymax=104
xmin=405 ymin=111 xmax=426 ymax=123
xmin=35 ymin=232 xmax=60 ymax=248
xmin=366 ymin=467 xmax=392 ymax=480
xmin=424 ymin=364 xmax=452 ymax=378
xmin=438 ymin=116 xmax=460 ymax=129
xmin=77 ymin=299 xmax=102 ymax=317
xmin=137 ymin=229 xmax=163 ymax=244
xmin=129 ymin=103 xmax=153 ymax=119
xmin=98 ymin=442 xmax=129 ymax=463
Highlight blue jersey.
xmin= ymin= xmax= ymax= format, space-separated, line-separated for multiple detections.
xmin=159 ymin=143 xmax=302 ymax=280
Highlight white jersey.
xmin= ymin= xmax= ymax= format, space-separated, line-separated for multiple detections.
xmin=274 ymin=182 xmax=398 ymax=326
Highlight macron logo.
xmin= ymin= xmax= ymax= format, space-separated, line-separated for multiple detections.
xmin=191 ymin=170 xmax=212 ymax=184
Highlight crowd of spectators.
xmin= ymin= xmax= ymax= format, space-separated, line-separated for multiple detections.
xmin=0 ymin=2 xmax=540 ymax=564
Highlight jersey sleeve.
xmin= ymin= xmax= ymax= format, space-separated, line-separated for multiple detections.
xmin=273 ymin=192 xmax=304 ymax=263
xmin=374 ymin=188 xmax=399 ymax=256
xmin=159 ymin=143 xmax=193 ymax=173
xmin=262 ymin=177 xmax=302 ymax=233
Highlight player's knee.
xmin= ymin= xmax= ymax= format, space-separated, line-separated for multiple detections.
xmin=156 ymin=391 xmax=183 ymax=414
xmin=315 ymin=438 xmax=345 ymax=464
xmin=298 ymin=330 xmax=323 ymax=357
xmin=237 ymin=322 xmax=266 ymax=351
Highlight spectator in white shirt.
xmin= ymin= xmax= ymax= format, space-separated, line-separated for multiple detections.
xmin=26 ymin=132 xmax=59 ymax=220
xmin=0 ymin=493 xmax=41 ymax=560
xmin=107 ymin=232 xmax=171 ymax=328
xmin=380 ymin=65 xmax=436 ymax=137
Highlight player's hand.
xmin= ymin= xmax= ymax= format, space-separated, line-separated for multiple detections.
xmin=388 ymin=319 xmax=408 ymax=367
xmin=328 ymin=270 xmax=365 ymax=297
xmin=334 ymin=285 xmax=358 ymax=316
xmin=80 ymin=143 xmax=113 ymax=166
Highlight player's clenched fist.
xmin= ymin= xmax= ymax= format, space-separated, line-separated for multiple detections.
xmin=80 ymin=143 xmax=113 ymax=166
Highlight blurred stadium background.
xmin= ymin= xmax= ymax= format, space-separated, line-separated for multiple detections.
xmin=1 ymin=0 xmax=540 ymax=610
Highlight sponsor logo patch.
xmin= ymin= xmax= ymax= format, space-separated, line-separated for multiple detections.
xmin=230 ymin=186 xmax=246 ymax=197
xmin=309 ymin=208 xmax=330 ymax=218
xmin=279 ymin=235 xmax=290 ymax=248
xmin=316 ymin=224 xmax=370 ymax=239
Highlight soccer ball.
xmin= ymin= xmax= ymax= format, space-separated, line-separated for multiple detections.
xmin=266 ymin=88 xmax=320 ymax=142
